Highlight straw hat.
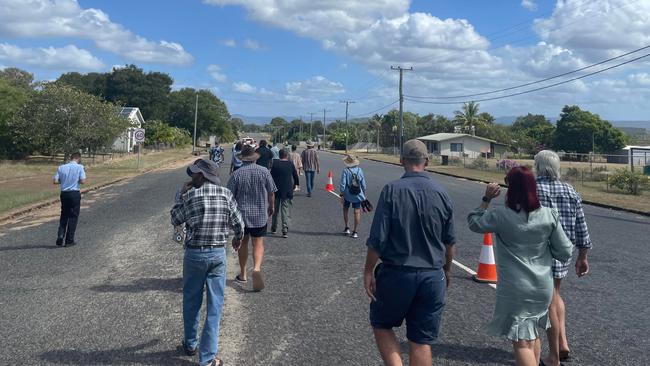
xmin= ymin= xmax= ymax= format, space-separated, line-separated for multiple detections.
xmin=305 ymin=140 xmax=315 ymax=147
xmin=237 ymin=145 xmax=260 ymax=162
xmin=342 ymin=154 xmax=360 ymax=167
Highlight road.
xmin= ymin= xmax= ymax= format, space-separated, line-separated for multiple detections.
xmin=1 ymin=151 xmax=648 ymax=365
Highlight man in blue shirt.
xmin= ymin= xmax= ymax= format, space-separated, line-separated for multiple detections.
xmin=53 ymin=152 xmax=87 ymax=246
xmin=364 ymin=139 xmax=456 ymax=366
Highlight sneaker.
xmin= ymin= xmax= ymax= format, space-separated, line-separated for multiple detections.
xmin=181 ymin=341 xmax=197 ymax=356
xmin=56 ymin=238 xmax=64 ymax=246
xmin=270 ymin=228 xmax=277 ymax=234
xmin=282 ymin=232 xmax=288 ymax=238
xmin=351 ymin=231 xmax=359 ymax=239
xmin=343 ymin=227 xmax=351 ymax=235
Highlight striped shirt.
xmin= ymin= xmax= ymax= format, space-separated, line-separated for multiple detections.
xmin=536 ymin=177 xmax=592 ymax=250
xmin=301 ymin=148 xmax=319 ymax=172
xmin=227 ymin=162 xmax=278 ymax=228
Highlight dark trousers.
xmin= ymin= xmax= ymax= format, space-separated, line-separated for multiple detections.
xmin=57 ymin=191 xmax=81 ymax=244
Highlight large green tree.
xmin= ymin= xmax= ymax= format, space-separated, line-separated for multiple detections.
xmin=554 ymin=105 xmax=627 ymax=153
xmin=167 ymin=88 xmax=233 ymax=142
xmin=0 ymin=79 xmax=31 ymax=158
xmin=0 ymin=67 xmax=34 ymax=89
xmin=418 ymin=114 xmax=454 ymax=135
xmin=511 ymin=113 xmax=555 ymax=152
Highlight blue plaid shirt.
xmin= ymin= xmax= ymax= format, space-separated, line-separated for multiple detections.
xmin=227 ymin=162 xmax=277 ymax=228
xmin=536 ymin=177 xmax=592 ymax=250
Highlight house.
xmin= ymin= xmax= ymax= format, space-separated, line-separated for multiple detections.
xmin=112 ymin=107 xmax=145 ymax=152
xmin=417 ymin=133 xmax=507 ymax=158
xmin=607 ymin=145 xmax=650 ymax=167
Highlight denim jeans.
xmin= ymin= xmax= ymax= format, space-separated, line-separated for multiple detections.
xmin=183 ymin=246 xmax=227 ymax=366
xmin=305 ymin=171 xmax=315 ymax=194
xmin=271 ymin=198 xmax=292 ymax=233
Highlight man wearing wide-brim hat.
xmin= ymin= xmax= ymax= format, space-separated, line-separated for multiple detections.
xmin=339 ymin=154 xmax=366 ymax=239
xmin=300 ymin=140 xmax=320 ymax=197
xmin=171 ymin=158 xmax=244 ymax=366
xmin=227 ymin=145 xmax=278 ymax=292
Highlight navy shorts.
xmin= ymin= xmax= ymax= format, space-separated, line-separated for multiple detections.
xmin=370 ymin=264 xmax=446 ymax=345
xmin=343 ymin=200 xmax=361 ymax=209
xmin=244 ymin=226 xmax=267 ymax=238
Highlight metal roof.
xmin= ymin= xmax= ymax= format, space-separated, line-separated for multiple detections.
xmin=417 ymin=133 xmax=497 ymax=144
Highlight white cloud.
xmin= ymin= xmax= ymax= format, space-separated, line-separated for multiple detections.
xmin=207 ymin=64 xmax=227 ymax=82
xmin=0 ymin=0 xmax=193 ymax=65
xmin=243 ymin=38 xmax=263 ymax=50
xmin=0 ymin=43 xmax=104 ymax=70
xmin=232 ymin=81 xmax=257 ymax=93
xmin=286 ymin=76 xmax=345 ymax=96
xmin=220 ymin=39 xmax=237 ymax=47
xmin=521 ymin=0 xmax=538 ymax=11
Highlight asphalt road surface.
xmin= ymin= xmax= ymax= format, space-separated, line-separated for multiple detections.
xmin=1 ymin=150 xmax=649 ymax=365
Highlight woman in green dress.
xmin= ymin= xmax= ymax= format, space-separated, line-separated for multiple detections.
xmin=467 ymin=167 xmax=573 ymax=366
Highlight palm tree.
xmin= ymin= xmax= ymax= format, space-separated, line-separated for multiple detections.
xmin=370 ymin=114 xmax=382 ymax=152
xmin=453 ymin=101 xmax=483 ymax=134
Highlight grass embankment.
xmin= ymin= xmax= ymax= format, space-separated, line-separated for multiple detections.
xmin=0 ymin=148 xmax=193 ymax=214
xmin=333 ymin=150 xmax=650 ymax=214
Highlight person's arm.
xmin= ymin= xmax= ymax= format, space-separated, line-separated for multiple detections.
xmin=292 ymin=164 xmax=300 ymax=189
xmin=53 ymin=169 xmax=60 ymax=185
xmin=549 ymin=209 xmax=573 ymax=263
xmin=573 ymin=196 xmax=592 ymax=277
xmin=170 ymin=198 xmax=188 ymax=227
xmin=315 ymin=152 xmax=320 ymax=174
xmin=443 ymin=244 xmax=455 ymax=288
xmin=79 ymin=166 xmax=87 ymax=185
xmin=363 ymin=247 xmax=380 ymax=301
xmin=467 ymin=183 xmax=501 ymax=233
xmin=228 ymin=193 xmax=245 ymax=251
xmin=339 ymin=169 xmax=347 ymax=198
xmin=442 ymin=198 xmax=457 ymax=288
xmin=266 ymin=172 xmax=277 ymax=217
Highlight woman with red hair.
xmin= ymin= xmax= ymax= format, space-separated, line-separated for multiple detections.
xmin=467 ymin=167 xmax=573 ymax=366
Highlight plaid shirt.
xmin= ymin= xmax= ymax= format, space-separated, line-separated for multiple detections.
xmin=171 ymin=182 xmax=244 ymax=246
xmin=536 ymin=177 xmax=592 ymax=250
xmin=227 ymin=162 xmax=278 ymax=228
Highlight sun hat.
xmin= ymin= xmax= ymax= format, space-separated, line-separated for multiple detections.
xmin=238 ymin=144 xmax=260 ymax=162
xmin=402 ymin=139 xmax=429 ymax=160
xmin=305 ymin=140 xmax=315 ymax=147
xmin=342 ymin=154 xmax=360 ymax=167
xmin=187 ymin=159 xmax=220 ymax=184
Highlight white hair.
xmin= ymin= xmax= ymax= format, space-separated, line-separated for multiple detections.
xmin=534 ymin=150 xmax=561 ymax=179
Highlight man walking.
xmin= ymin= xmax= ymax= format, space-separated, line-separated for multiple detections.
xmin=300 ymin=140 xmax=320 ymax=197
xmin=270 ymin=149 xmax=299 ymax=238
xmin=228 ymin=145 xmax=277 ymax=291
xmin=340 ymin=155 xmax=366 ymax=239
xmin=535 ymin=150 xmax=592 ymax=366
xmin=53 ymin=152 xmax=86 ymax=247
xmin=171 ymin=159 xmax=244 ymax=366
xmin=364 ymin=140 xmax=456 ymax=366
xmin=255 ymin=140 xmax=274 ymax=170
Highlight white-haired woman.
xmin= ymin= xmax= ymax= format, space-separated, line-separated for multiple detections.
xmin=534 ymin=150 xmax=592 ymax=366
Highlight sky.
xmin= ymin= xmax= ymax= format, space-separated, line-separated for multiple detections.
xmin=1 ymin=0 xmax=650 ymax=124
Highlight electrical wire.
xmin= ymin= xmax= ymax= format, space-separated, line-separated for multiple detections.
xmin=349 ymin=100 xmax=399 ymax=118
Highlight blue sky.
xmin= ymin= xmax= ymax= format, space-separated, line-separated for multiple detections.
xmin=1 ymin=0 xmax=649 ymax=124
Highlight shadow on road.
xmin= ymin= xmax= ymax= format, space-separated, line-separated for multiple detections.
xmin=290 ymin=230 xmax=347 ymax=237
xmin=428 ymin=343 xmax=513 ymax=364
xmin=40 ymin=339 xmax=195 ymax=365
xmin=0 ymin=244 xmax=60 ymax=252
xmin=90 ymin=277 xmax=182 ymax=293
xmin=226 ymin=279 xmax=256 ymax=293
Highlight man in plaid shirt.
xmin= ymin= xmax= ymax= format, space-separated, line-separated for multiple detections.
xmin=535 ymin=150 xmax=592 ymax=366
xmin=171 ymin=159 xmax=244 ymax=366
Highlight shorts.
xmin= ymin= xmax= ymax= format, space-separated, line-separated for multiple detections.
xmin=343 ymin=200 xmax=361 ymax=209
xmin=552 ymin=257 xmax=572 ymax=279
xmin=244 ymin=226 xmax=267 ymax=238
xmin=370 ymin=264 xmax=446 ymax=345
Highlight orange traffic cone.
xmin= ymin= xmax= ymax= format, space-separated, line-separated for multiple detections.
xmin=472 ymin=233 xmax=497 ymax=283
xmin=325 ymin=171 xmax=334 ymax=192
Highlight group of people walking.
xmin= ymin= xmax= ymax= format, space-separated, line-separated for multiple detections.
xmin=167 ymin=138 xmax=591 ymax=366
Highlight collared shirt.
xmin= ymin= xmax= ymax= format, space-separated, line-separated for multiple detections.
xmin=536 ymin=176 xmax=592 ymax=249
xmin=227 ymin=162 xmax=278 ymax=228
xmin=54 ymin=161 xmax=86 ymax=191
xmin=340 ymin=166 xmax=366 ymax=203
xmin=170 ymin=182 xmax=244 ymax=247
xmin=290 ymin=152 xmax=302 ymax=171
xmin=270 ymin=146 xmax=280 ymax=160
xmin=367 ymin=171 xmax=456 ymax=269
xmin=301 ymin=148 xmax=319 ymax=172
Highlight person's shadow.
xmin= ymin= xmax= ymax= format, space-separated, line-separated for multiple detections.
xmin=400 ymin=341 xmax=514 ymax=364
xmin=40 ymin=340 xmax=195 ymax=365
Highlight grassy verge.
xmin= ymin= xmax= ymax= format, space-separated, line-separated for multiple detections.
xmin=0 ymin=148 xmax=193 ymax=214
xmin=333 ymin=150 xmax=650 ymax=214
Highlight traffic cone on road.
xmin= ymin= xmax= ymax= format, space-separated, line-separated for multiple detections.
xmin=325 ymin=171 xmax=334 ymax=192
xmin=472 ymin=233 xmax=497 ymax=284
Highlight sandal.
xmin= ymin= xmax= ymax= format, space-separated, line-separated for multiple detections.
xmin=207 ymin=358 xmax=224 ymax=366
xmin=252 ymin=270 xmax=265 ymax=292
xmin=559 ymin=351 xmax=571 ymax=362
xmin=234 ymin=275 xmax=247 ymax=284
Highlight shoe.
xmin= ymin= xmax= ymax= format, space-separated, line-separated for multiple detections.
xmin=351 ymin=231 xmax=359 ymax=238
xmin=559 ymin=351 xmax=571 ymax=362
xmin=282 ymin=232 xmax=288 ymax=238
xmin=343 ymin=227 xmax=351 ymax=235
xmin=270 ymin=228 xmax=277 ymax=234
xmin=56 ymin=238 xmax=63 ymax=246
xmin=307 ymin=193 xmax=311 ymax=197
xmin=64 ymin=241 xmax=77 ymax=247
xmin=206 ymin=359 xmax=224 ymax=366
xmin=181 ymin=341 xmax=197 ymax=356
xmin=234 ymin=274 xmax=247 ymax=284
xmin=252 ymin=270 xmax=265 ymax=292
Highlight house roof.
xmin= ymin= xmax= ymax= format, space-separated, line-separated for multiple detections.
xmin=118 ymin=107 xmax=145 ymax=126
xmin=417 ymin=133 xmax=497 ymax=144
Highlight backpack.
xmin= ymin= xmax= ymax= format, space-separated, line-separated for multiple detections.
xmin=348 ymin=168 xmax=361 ymax=195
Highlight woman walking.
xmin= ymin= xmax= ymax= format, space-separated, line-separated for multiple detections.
xmin=339 ymin=155 xmax=366 ymax=239
xmin=467 ymin=166 xmax=573 ymax=366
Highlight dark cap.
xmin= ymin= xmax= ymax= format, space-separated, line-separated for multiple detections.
xmin=187 ymin=159 xmax=220 ymax=184
xmin=402 ymin=139 xmax=428 ymax=160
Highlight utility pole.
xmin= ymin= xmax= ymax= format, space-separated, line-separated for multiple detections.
xmin=340 ymin=100 xmax=355 ymax=153
xmin=323 ymin=108 xmax=331 ymax=150
xmin=308 ymin=112 xmax=316 ymax=139
xmin=391 ymin=66 xmax=412 ymax=154
xmin=193 ymin=92 xmax=198 ymax=154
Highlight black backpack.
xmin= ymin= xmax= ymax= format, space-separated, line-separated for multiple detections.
xmin=348 ymin=168 xmax=361 ymax=195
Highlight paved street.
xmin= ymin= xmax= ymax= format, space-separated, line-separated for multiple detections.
xmin=1 ymin=151 xmax=649 ymax=365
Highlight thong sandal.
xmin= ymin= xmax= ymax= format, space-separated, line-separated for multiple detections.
xmin=559 ymin=351 xmax=571 ymax=362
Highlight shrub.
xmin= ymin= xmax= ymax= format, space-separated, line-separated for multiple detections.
xmin=608 ymin=169 xmax=648 ymax=195
xmin=592 ymin=166 xmax=608 ymax=182
xmin=470 ymin=157 xmax=489 ymax=170
xmin=496 ymin=159 xmax=519 ymax=172
xmin=564 ymin=167 xmax=580 ymax=180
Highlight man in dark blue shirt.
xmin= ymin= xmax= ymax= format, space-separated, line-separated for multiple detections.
xmin=364 ymin=139 xmax=456 ymax=366
xmin=255 ymin=140 xmax=274 ymax=170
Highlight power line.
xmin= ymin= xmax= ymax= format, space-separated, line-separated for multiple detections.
xmin=405 ymin=44 xmax=650 ymax=100
xmin=404 ymin=51 xmax=650 ymax=105
xmin=349 ymin=100 xmax=399 ymax=118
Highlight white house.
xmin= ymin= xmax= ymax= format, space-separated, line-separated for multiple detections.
xmin=417 ymin=133 xmax=506 ymax=158
xmin=112 ymin=107 xmax=145 ymax=152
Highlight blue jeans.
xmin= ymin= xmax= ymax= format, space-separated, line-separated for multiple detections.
xmin=183 ymin=246 xmax=227 ymax=365
xmin=305 ymin=171 xmax=315 ymax=194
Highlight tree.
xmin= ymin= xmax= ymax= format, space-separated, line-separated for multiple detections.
xmin=167 ymin=88 xmax=233 ymax=142
xmin=419 ymin=114 xmax=453 ymax=135
xmin=105 ymin=65 xmax=173 ymax=121
xmin=512 ymin=114 xmax=555 ymax=152
xmin=0 ymin=67 xmax=34 ymax=89
xmin=230 ymin=117 xmax=244 ymax=136
xmin=453 ymin=101 xmax=484 ymax=133
xmin=145 ymin=120 xmax=191 ymax=146
xmin=0 ymin=79 xmax=30 ymax=158
xmin=554 ymin=105 xmax=626 ymax=153
xmin=9 ymin=83 xmax=129 ymax=158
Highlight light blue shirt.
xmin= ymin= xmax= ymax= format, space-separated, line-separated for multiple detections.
xmin=340 ymin=166 xmax=366 ymax=203
xmin=270 ymin=146 xmax=280 ymax=160
xmin=54 ymin=161 xmax=86 ymax=191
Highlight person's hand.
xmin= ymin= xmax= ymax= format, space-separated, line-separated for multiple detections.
xmin=268 ymin=206 xmax=275 ymax=217
xmin=339 ymin=194 xmax=344 ymax=203
xmin=231 ymin=237 xmax=242 ymax=251
xmin=363 ymin=270 xmax=377 ymax=302
xmin=575 ymin=256 xmax=589 ymax=277
xmin=181 ymin=181 xmax=193 ymax=194
xmin=484 ymin=183 xmax=501 ymax=200
xmin=443 ymin=265 xmax=452 ymax=288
